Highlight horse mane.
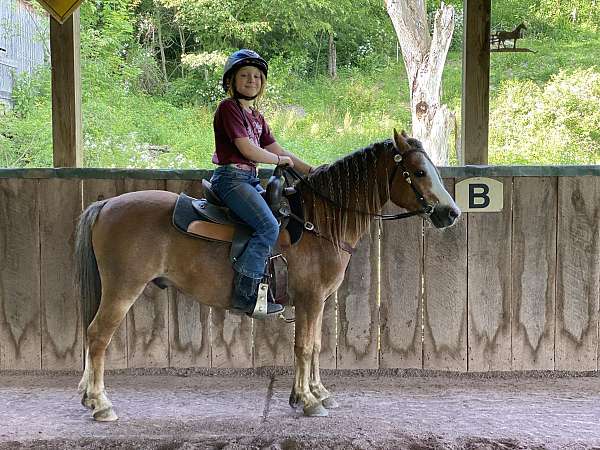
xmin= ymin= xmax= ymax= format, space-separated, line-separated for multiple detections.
xmin=302 ymin=139 xmax=394 ymax=249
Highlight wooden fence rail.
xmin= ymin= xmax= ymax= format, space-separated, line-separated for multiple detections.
xmin=0 ymin=167 xmax=598 ymax=372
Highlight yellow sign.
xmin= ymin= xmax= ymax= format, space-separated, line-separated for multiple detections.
xmin=455 ymin=177 xmax=504 ymax=212
xmin=37 ymin=0 xmax=83 ymax=24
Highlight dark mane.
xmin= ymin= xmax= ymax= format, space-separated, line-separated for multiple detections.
xmin=301 ymin=140 xmax=394 ymax=248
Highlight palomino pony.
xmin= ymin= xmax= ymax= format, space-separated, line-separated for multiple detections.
xmin=75 ymin=130 xmax=460 ymax=421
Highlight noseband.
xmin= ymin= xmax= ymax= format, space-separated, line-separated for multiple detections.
xmin=381 ymin=147 xmax=437 ymax=221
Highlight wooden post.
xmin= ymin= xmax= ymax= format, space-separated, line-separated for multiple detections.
xmin=50 ymin=10 xmax=82 ymax=167
xmin=461 ymin=0 xmax=490 ymax=165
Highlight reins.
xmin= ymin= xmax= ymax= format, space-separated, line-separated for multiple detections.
xmin=284 ymin=145 xmax=437 ymax=222
xmin=281 ymin=143 xmax=438 ymax=254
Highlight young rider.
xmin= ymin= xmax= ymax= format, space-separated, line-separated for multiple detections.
xmin=210 ymin=49 xmax=312 ymax=318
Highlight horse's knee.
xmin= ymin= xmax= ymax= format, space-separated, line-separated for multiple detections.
xmin=294 ymin=345 xmax=312 ymax=361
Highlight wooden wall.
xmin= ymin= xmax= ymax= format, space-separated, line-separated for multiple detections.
xmin=0 ymin=171 xmax=598 ymax=371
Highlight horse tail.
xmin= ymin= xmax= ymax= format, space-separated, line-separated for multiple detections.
xmin=75 ymin=199 xmax=109 ymax=334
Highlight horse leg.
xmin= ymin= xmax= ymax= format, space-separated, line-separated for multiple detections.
xmin=308 ymin=301 xmax=339 ymax=409
xmin=289 ymin=300 xmax=328 ymax=417
xmin=78 ymin=282 xmax=144 ymax=421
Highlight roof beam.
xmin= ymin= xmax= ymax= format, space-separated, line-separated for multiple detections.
xmin=50 ymin=10 xmax=82 ymax=167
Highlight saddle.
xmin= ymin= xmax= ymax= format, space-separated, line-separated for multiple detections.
xmin=171 ymin=167 xmax=304 ymax=306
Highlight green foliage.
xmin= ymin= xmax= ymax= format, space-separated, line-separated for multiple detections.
xmin=1 ymin=0 xmax=599 ymax=168
xmin=489 ymin=69 xmax=600 ymax=165
xmin=492 ymin=0 xmax=600 ymax=39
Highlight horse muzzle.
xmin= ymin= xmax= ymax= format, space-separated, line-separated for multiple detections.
xmin=429 ymin=204 xmax=461 ymax=229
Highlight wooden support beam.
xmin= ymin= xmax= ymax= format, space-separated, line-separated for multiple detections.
xmin=461 ymin=0 xmax=490 ymax=165
xmin=50 ymin=10 xmax=82 ymax=167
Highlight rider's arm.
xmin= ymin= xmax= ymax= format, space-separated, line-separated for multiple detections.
xmin=265 ymin=142 xmax=312 ymax=175
xmin=234 ymin=137 xmax=292 ymax=166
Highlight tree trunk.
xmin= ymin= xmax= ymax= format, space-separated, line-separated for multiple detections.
xmin=385 ymin=1 xmax=455 ymax=165
xmin=178 ymin=26 xmax=186 ymax=77
xmin=328 ymin=33 xmax=337 ymax=79
xmin=155 ymin=10 xmax=168 ymax=84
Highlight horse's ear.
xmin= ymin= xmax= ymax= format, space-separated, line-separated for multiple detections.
xmin=393 ymin=128 xmax=411 ymax=154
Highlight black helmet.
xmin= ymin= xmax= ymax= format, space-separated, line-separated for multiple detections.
xmin=222 ymin=49 xmax=268 ymax=92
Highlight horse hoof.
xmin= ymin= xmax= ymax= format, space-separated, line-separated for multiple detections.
xmin=93 ymin=407 xmax=118 ymax=422
xmin=304 ymin=403 xmax=328 ymax=417
xmin=81 ymin=392 xmax=88 ymax=408
xmin=322 ymin=397 xmax=339 ymax=409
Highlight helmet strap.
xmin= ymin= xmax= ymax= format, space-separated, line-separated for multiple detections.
xmin=233 ymin=87 xmax=258 ymax=101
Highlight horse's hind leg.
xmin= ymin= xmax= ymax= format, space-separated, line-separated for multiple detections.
xmin=309 ymin=302 xmax=338 ymax=409
xmin=79 ymin=282 xmax=145 ymax=421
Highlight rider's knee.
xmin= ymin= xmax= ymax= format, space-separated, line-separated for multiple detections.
xmin=257 ymin=215 xmax=279 ymax=242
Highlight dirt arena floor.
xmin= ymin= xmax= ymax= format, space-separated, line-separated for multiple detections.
xmin=1 ymin=369 xmax=599 ymax=449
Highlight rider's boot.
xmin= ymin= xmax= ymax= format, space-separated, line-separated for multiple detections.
xmin=232 ymin=272 xmax=284 ymax=318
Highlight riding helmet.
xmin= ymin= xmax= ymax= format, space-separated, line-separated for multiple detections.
xmin=222 ymin=49 xmax=268 ymax=92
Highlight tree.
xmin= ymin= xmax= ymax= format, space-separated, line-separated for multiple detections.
xmin=385 ymin=0 xmax=455 ymax=164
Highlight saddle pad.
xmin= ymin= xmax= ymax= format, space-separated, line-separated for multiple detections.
xmin=172 ymin=192 xmax=292 ymax=247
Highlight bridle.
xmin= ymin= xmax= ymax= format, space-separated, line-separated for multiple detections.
xmin=384 ymin=147 xmax=438 ymax=219
xmin=286 ymin=142 xmax=438 ymax=222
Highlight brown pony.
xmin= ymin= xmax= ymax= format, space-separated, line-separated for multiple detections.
xmin=75 ymin=130 xmax=460 ymax=421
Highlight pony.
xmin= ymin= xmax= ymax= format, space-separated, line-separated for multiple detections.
xmin=75 ymin=130 xmax=460 ymax=421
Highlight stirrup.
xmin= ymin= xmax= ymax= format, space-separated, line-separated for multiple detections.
xmin=251 ymin=282 xmax=270 ymax=318
xmin=249 ymin=283 xmax=284 ymax=318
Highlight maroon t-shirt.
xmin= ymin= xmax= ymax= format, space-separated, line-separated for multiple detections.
xmin=212 ymin=98 xmax=276 ymax=166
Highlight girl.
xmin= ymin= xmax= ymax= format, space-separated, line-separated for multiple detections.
xmin=210 ymin=49 xmax=312 ymax=318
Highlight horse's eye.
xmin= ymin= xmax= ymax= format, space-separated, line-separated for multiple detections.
xmin=415 ymin=170 xmax=426 ymax=178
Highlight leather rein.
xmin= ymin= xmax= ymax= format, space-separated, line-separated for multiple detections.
xmin=284 ymin=144 xmax=438 ymax=253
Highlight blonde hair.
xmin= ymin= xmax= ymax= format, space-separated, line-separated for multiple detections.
xmin=226 ymin=68 xmax=267 ymax=108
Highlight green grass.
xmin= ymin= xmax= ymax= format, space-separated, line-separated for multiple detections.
xmin=1 ymin=32 xmax=599 ymax=168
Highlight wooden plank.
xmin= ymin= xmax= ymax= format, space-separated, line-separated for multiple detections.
xmin=40 ymin=179 xmax=82 ymax=370
xmin=319 ymin=293 xmax=337 ymax=370
xmin=423 ymin=179 xmax=468 ymax=371
xmin=82 ymin=179 xmax=127 ymax=369
xmin=120 ymin=179 xmax=169 ymax=368
xmin=0 ymin=179 xmax=41 ymax=369
xmin=380 ymin=209 xmax=423 ymax=369
xmin=254 ymin=318 xmax=295 ymax=368
xmin=211 ymin=309 xmax=253 ymax=368
xmin=461 ymin=0 xmax=491 ymax=164
xmin=337 ymin=223 xmax=379 ymax=369
xmin=467 ymin=177 xmax=512 ymax=371
xmin=165 ymin=179 xmax=211 ymax=368
xmin=555 ymin=177 xmax=600 ymax=371
xmin=511 ymin=177 xmax=557 ymax=370
xmin=167 ymin=289 xmax=210 ymax=368
xmin=50 ymin=12 xmax=82 ymax=167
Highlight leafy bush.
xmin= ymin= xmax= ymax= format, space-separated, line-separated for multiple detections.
xmin=489 ymin=69 xmax=600 ymax=165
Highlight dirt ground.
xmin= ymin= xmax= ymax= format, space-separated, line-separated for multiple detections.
xmin=1 ymin=369 xmax=599 ymax=449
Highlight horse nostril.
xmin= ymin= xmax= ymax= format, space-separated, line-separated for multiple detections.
xmin=449 ymin=208 xmax=459 ymax=220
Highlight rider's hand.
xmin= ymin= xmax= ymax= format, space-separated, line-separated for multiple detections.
xmin=278 ymin=156 xmax=294 ymax=167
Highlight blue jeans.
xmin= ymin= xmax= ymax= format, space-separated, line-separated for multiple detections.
xmin=210 ymin=166 xmax=279 ymax=279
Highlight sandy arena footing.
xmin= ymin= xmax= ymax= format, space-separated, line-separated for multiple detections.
xmin=1 ymin=370 xmax=599 ymax=449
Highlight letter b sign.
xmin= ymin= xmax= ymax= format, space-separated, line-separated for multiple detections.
xmin=456 ymin=178 xmax=503 ymax=212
